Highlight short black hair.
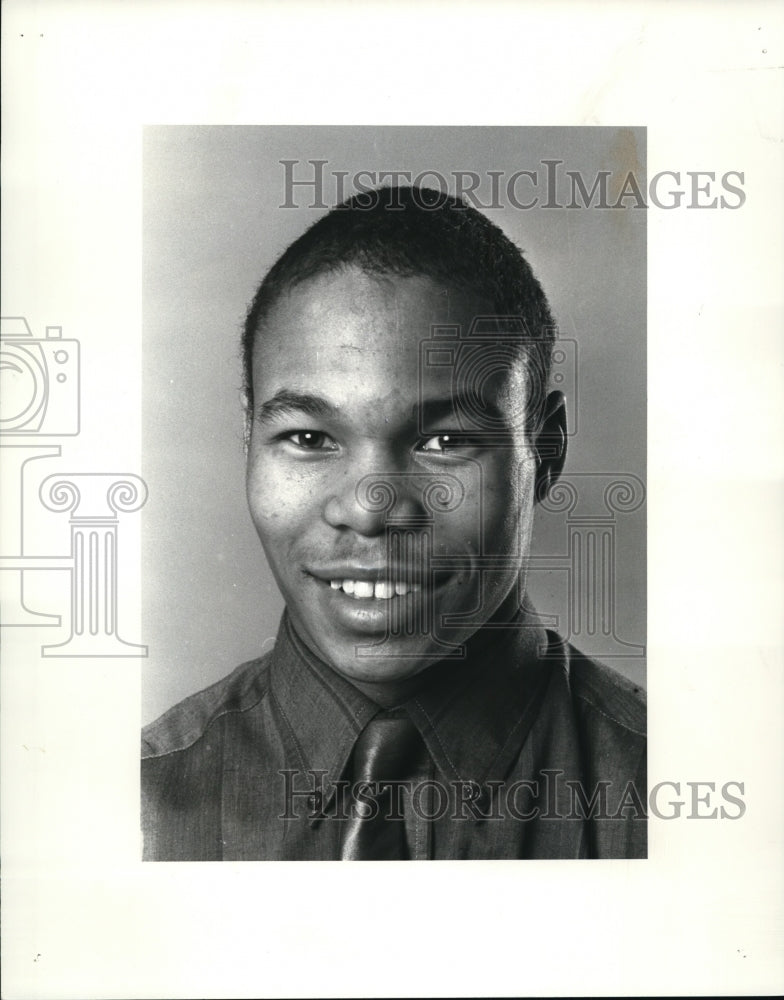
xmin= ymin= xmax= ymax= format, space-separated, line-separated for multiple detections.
xmin=242 ymin=185 xmax=556 ymax=429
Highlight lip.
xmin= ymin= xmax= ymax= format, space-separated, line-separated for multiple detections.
xmin=307 ymin=565 xmax=427 ymax=585
xmin=314 ymin=574 xmax=423 ymax=635
xmin=307 ymin=565 xmax=457 ymax=636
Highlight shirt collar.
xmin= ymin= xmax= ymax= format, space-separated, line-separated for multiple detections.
xmin=269 ymin=612 xmax=379 ymax=797
xmin=269 ymin=602 xmax=555 ymax=803
xmin=402 ymin=603 xmax=553 ymax=786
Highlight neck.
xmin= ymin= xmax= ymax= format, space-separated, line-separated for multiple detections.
xmin=341 ymin=588 xmax=528 ymax=708
xmin=347 ymin=670 xmax=434 ymax=709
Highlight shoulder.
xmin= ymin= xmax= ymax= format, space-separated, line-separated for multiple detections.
xmin=561 ymin=638 xmax=646 ymax=741
xmin=552 ymin=634 xmax=647 ymax=789
xmin=141 ymin=652 xmax=274 ymax=760
xmin=555 ymin=640 xmax=647 ymax=859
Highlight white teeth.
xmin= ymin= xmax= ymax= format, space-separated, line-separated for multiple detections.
xmin=329 ymin=579 xmax=420 ymax=598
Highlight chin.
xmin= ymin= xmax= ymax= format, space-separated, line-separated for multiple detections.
xmin=331 ymin=657 xmax=432 ymax=687
xmin=299 ymin=617 xmax=469 ymax=688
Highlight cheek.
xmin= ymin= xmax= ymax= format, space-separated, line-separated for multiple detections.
xmin=246 ymin=458 xmax=323 ymax=538
xmin=478 ymin=453 xmax=537 ymax=544
xmin=426 ymin=455 xmax=533 ymax=553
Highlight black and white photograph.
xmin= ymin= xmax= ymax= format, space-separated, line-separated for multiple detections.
xmin=2 ymin=2 xmax=782 ymax=998
xmin=141 ymin=126 xmax=648 ymax=862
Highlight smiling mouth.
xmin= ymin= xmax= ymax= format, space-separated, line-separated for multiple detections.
xmin=328 ymin=579 xmax=422 ymax=600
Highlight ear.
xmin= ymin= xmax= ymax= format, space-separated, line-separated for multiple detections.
xmin=534 ymin=390 xmax=567 ymax=504
xmin=241 ymin=389 xmax=252 ymax=454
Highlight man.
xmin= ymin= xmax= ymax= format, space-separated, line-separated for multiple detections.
xmin=142 ymin=185 xmax=646 ymax=860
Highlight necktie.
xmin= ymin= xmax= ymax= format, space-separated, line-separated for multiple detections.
xmin=340 ymin=713 xmax=422 ymax=860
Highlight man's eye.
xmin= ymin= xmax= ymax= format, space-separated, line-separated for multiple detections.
xmin=286 ymin=430 xmax=337 ymax=451
xmin=419 ymin=433 xmax=475 ymax=453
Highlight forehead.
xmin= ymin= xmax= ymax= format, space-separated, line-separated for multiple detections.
xmin=253 ymin=267 xmax=520 ymax=407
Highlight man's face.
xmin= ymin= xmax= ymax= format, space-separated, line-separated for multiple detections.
xmin=246 ymin=266 xmax=541 ymax=689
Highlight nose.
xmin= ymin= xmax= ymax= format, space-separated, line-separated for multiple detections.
xmin=322 ymin=455 xmax=423 ymax=537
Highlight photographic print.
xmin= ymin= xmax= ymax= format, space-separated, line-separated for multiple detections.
xmin=140 ymin=126 xmax=648 ymax=862
xmin=2 ymin=3 xmax=781 ymax=998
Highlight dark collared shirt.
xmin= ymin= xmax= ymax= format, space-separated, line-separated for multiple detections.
xmin=142 ymin=611 xmax=646 ymax=860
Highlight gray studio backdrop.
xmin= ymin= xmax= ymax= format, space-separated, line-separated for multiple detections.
xmin=142 ymin=126 xmax=646 ymax=724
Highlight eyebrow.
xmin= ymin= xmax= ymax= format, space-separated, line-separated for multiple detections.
xmin=419 ymin=394 xmax=506 ymax=425
xmin=255 ymin=389 xmax=336 ymax=423
xmin=255 ymin=388 xmax=509 ymax=428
